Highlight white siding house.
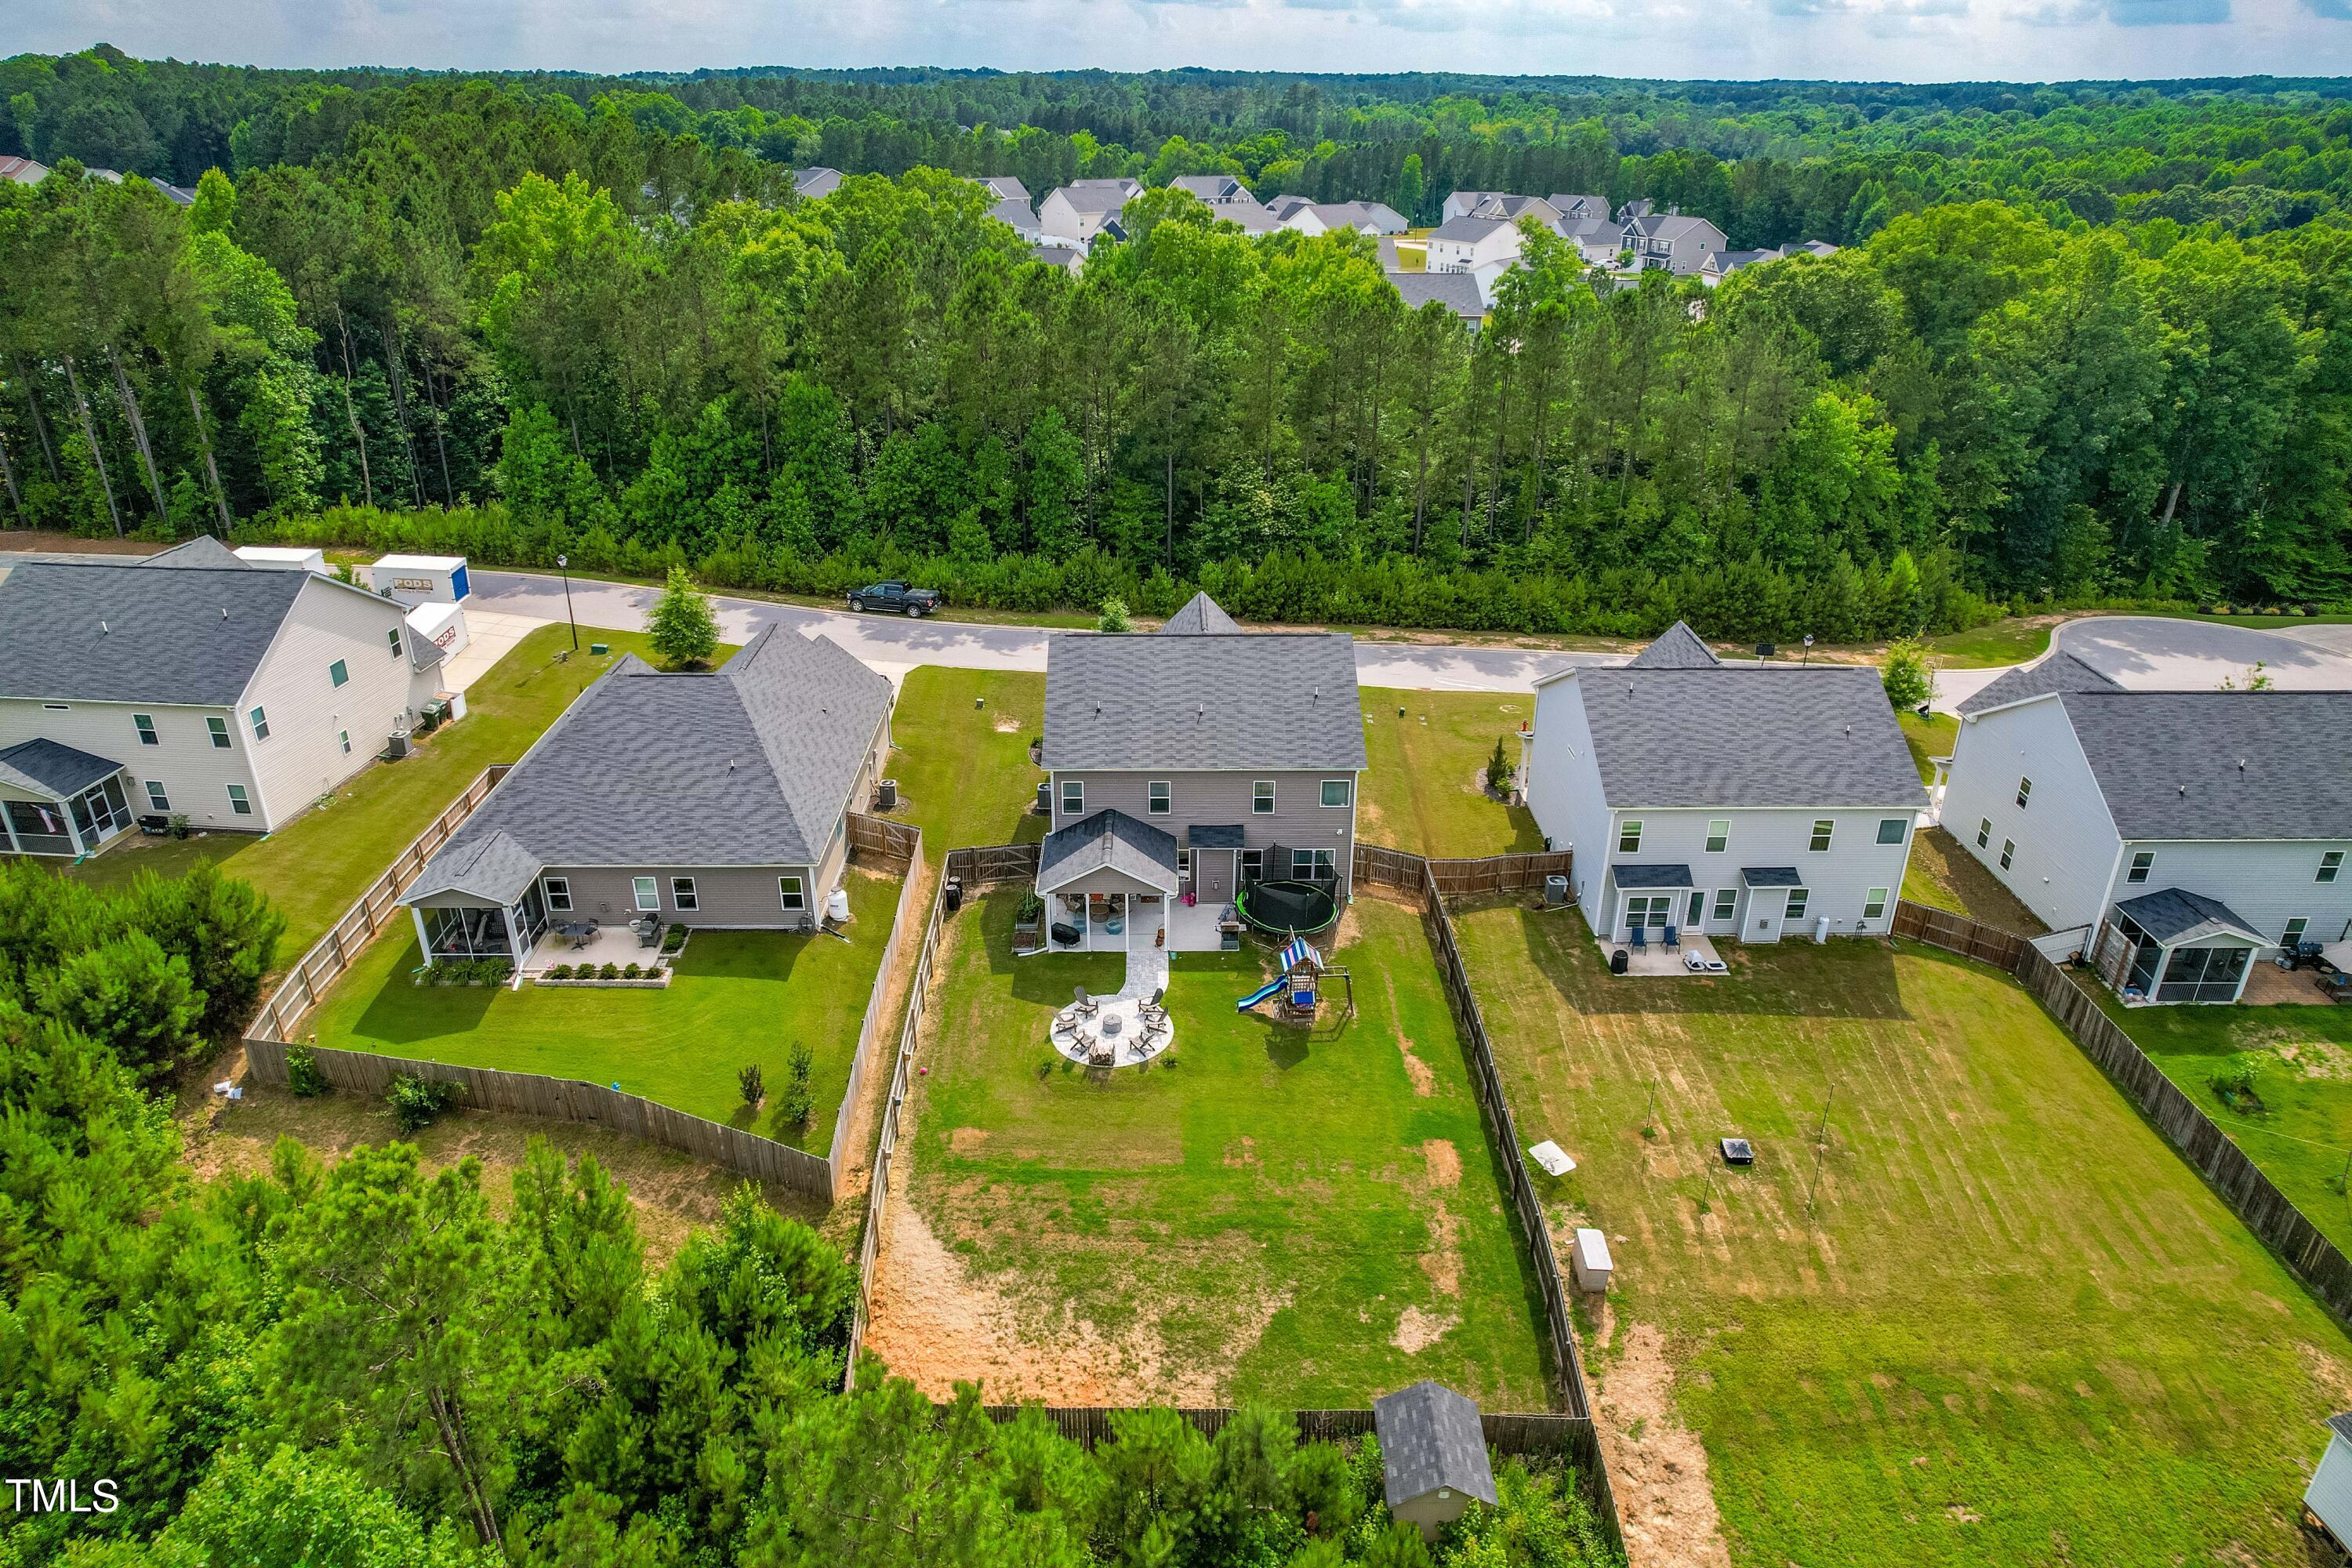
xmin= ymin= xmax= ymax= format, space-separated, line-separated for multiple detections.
xmin=1523 ymin=622 xmax=1926 ymax=946
xmin=1943 ymin=687 xmax=2352 ymax=1003
xmin=2305 ymin=1415 xmax=2352 ymax=1552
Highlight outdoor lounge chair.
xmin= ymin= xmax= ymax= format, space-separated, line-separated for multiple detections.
xmin=1629 ymin=925 xmax=1647 ymax=952
xmin=1141 ymin=985 xmax=1167 ymax=1023
xmin=1071 ymin=987 xmax=1099 ymax=1018
xmin=1664 ymin=926 xmax=1680 ymax=951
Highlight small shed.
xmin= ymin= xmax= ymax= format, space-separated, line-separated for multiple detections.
xmin=2305 ymin=1413 xmax=2352 ymax=1550
xmin=1572 ymin=1228 xmax=1613 ymax=1293
xmin=365 ymin=554 xmax=471 ymax=607
xmin=1373 ymin=1380 xmax=1497 ymax=1541
xmin=232 ymin=545 xmax=328 ymax=574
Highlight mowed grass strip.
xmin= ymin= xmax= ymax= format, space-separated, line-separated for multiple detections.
xmin=1359 ymin=687 xmax=1544 ymax=858
xmin=2102 ymin=989 xmax=2352 ymax=1258
xmin=1456 ymin=900 xmax=2352 ymax=1568
xmin=306 ymin=867 xmax=900 ymax=1149
xmin=901 ymin=888 xmax=1550 ymax=1408
xmin=887 ymin=666 xmax=1048 ymax=851
xmin=59 ymin=624 xmax=717 ymax=963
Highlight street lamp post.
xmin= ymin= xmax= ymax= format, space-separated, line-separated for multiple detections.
xmin=557 ymin=554 xmax=579 ymax=652
xmin=1802 ymin=633 xmax=1814 ymax=665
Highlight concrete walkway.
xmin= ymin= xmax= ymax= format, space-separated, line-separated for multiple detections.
xmin=1049 ymin=942 xmax=1174 ymax=1069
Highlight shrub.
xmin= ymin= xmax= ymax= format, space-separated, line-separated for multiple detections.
xmin=777 ymin=1040 xmax=815 ymax=1125
xmin=31 ymin=931 xmax=207 ymax=1086
xmin=622 ymin=962 xmax=642 ymax=978
xmin=167 ymin=813 xmax=191 ymax=840
xmin=285 ymin=1042 xmax=328 ymax=1098
xmin=739 ymin=1063 xmax=765 ymax=1107
xmin=1097 ymin=596 xmax=1133 ymax=633
xmin=599 ymin=962 xmax=621 ymax=980
xmin=387 ymin=1073 xmax=461 ymax=1132
xmin=2210 ymin=1053 xmax=2263 ymax=1104
xmin=1486 ymin=735 xmax=1513 ymax=794
xmin=661 ymin=924 xmax=688 ymax=953
xmin=547 ymin=963 xmax=572 ymax=979
xmin=1882 ymin=637 xmax=1936 ymax=711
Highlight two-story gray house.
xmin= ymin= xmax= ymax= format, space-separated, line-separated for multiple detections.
xmin=1619 ymin=210 xmax=1729 ymax=274
xmin=1944 ymin=682 xmax=2352 ymax=1004
xmin=399 ymin=624 xmax=891 ymax=966
xmin=1035 ymin=593 xmax=1365 ymax=950
xmin=1523 ymin=622 xmax=1926 ymax=946
xmin=0 ymin=537 xmax=448 ymax=855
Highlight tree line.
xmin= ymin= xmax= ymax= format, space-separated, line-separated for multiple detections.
xmin=3 ymin=54 xmax=2351 ymax=644
xmin=0 ymin=860 xmax=1613 ymax=1566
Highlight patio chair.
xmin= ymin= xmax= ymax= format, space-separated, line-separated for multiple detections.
xmin=1141 ymin=1014 xmax=1171 ymax=1048
xmin=1629 ymin=925 xmax=1648 ymax=953
xmin=1071 ymin=987 xmax=1099 ymax=1018
xmin=1664 ymin=925 xmax=1681 ymax=951
xmin=1141 ymin=985 xmax=1168 ymax=1023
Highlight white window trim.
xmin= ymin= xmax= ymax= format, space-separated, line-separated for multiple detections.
xmin=2285 ymin=917 xmax=2310 ymax=946
xmin=1864 ymin=887 xmax=1889 ymax=922
xmin=1785 ymin=888 xmax=1811 ymax=921
xmin=226 ymin=784 xmax=252 ymax=815
xmin=1976 ymin=818 xmax=1991 ymax=849
xmin=209 ymin=716 xmax=232 ymax=749
xmin=1711 ymin=887 xmax=1736 ymax=922
xmin=1999 ymin=839 xmax=2016 ymax=871
xmin=2320 ymin=851 xmax=2343 ymax=885
xmin=1877 ymin=818 xmax=1907 ymax=846
xmin=1704 ymin=820 xmax=1729 ymax=853
xmin=1176 ymin=848 xmax=1192 ymax=876
xmin=2128 ymin=851 xmax=2154 ymax=884
xmin=144 ymin=781 xmax=170 ymax=811
xmin=134 ymin=713 xmax=158 ymax=746
xmin=779 ymin=876 xmax=807 ymax=911
xmin=388 ymin=627 xmax=405 ymax=658
xmin=1147 ymin=781 xmax=1172 ymax=815
xmin=1062 ymin=779 xmax=1084 ymax=816
xmin=249 ymin=706 xmax=270 ymax=742
xmin=632 ymin=877 xmax=659 ymax=912
xmin=671 ymin=877 xmax=699 ymax=911
xmin=1618 ymin=819 xmax=1643 ymax=854
xmin=1253 ymin=780 xmax=1276 ymax=815
xmin=338 ymin=728 xmax=351 ymax=755
xmin=543 ymin=877 xmax=573 ymax=913
xmin=1320 ymin=778 xmax=1352 ymax=808
xmin=1809 ymin=819 xmax=1834 ymax=852
xmin=328 ymin=658 xmax=349 ymax=688
xmin=2016 ymin=776 xmax=2033 ymax=809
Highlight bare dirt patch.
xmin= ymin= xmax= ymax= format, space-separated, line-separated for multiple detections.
xmin=949 ymin=1127 xmax=991 ymax=1154
xmin=1423 ymin=1138 xmax=1462 ymax=1187
xmin=1392 ymin=1304 xmax=1456 ymax=1353
xmin=1380 ymin=966 xmax=1436 ymax=1095
xmin=993 ymin=717 xmax=1022 ymax=733
xmin=1592 ymin=1312 xmax=1733 ymax=1568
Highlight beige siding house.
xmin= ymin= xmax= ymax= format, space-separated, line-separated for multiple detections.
xmin=0 ymin=537 xmax=445 ymax=854
xmin=400 ymin=624 xmax=890 ymax=967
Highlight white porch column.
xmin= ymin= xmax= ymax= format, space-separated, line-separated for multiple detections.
xmin=0 ymin=800 xmax=17 ymax=856
xmin=502 ymin=903 xmax=522 ymax=967
xmin=412 ymin=905 xmax=435 ymax=967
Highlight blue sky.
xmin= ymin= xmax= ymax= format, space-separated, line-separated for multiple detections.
xmin=13 ymin=0 xmax=2350 ymax=82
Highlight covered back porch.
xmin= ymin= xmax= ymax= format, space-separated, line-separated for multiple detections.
xmin=0 ymin=739 xmax=136 ymax=859
xmin=1034 ymin=807 xmax=1183 ymax=956
xmin=2090 ymin=887 xmax=2266 ymax=1005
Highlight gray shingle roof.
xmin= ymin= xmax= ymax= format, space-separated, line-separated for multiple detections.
xmin=2327 ymin=1412 xmax=2352 ymax=1446
xmin=1054 ymin=179 xmax=1137 ymax=214
xmin=0 ymin=737 xmax=124 ymax=798
xmin=1188 ymin=823 xmax=1244 ymax=849
xmin=1743 ymin=866 xmax=1803 ymax=887
xmin=1036 ymin=808 xmax=1181 ymax=893
xmin=1958 ymin=651 xmax=2122 ymax=715
xmin=1566 ymin=666 xmax=1927 ymax=811
xmin=2115 ymin=887 xmax=2264 ymax=946
xmin=1160 ymin=592 xmax=1242 ymax=636
xmin=1388 ymin=269 xmax=1485 ymax=322
xmin=0 ymin=560 xmax=310 ymax=706
xmin=407 ymin=626 xmax=890 ymax=897
xmin=1373 ymin=1381 xmax=1496 ymax=1508
xmin=1170 ymin=175 xmax=1244 ymax=201
xmin=1626 ymin=622 xmax=1722 ymax=670
xmin=143 ymin=535 xmax=249 ymax=569
xmin=1615 ymin=862 xmax=1693 ymax=888
xmin=408 ymin=828 xmax=544 ymax=906
xmin=2060 ymin=691 xmax=2352 ymax=840
xmin=1429 ymin=215 xmax=1512 ymax=242
xmin=979 ymin=175 xmax=1031 ymax=203
xmin=1044 ymin=627 xmax=1366 ymax=772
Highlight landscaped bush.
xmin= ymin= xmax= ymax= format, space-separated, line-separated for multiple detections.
xmin=622 ymin=962 xmax=642 ymax=979
xmin=739 ymin=1063 xmax=765 ymax=1108
xmin=387 ymin=1073 xmax=462 ymax=1132
xmin=2211 ymin=1053 xmax=2266 ymax=1110
xmin=661 ymin=924 xmax=688 ymax=954
xmin=285 ymin=1042 xmax=328 ymax=1098
xmin=599 ymin=962 xmax=622 ymax=980
xmin=777 ymin=1040 xmax=815 ymax=1126
xmin=547 ymin=963 xmax=572 ymax=979
xmin=433 ymin=957 xmax=513 ymax=987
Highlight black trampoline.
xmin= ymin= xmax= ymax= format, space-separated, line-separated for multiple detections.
xmin=1238 ymin=879 xmax=1340 ymax=935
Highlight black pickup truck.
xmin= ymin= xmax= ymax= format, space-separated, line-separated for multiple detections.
xmin=848 ymin=581 xmax=942 ymax=617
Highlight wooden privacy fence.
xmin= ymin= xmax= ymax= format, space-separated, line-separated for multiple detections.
xmin=1355 ymin=843 xmax=1573 ymax=899
xmin=1896 ymin=898 xmax=2352 ymax=1327
xmin=959 ymin=840 xmax=1044 ymax=883
xmin=944 ymin=1403 xmax=1602 ymax=1460
xmin=848 ymin=811 xmax=921 ymax=867
xmin=825 ymin=825 xmax=926 ymax=1197
xmin=1889 ymin=900 xmax=2029 ymax=971
xmin=245 ymin=764 xmax=511 ymax=1042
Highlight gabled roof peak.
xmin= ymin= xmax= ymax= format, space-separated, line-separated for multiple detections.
xmin=1626 ymin=621 xmax=1722 ymax=670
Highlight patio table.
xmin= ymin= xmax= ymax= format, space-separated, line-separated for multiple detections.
xmin=556 ymin=920 xmax=597 ymax=949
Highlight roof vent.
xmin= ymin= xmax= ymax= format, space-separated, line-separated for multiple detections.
xmin=221 ymin=607 xmax=228 ymax=619
xmin=2238 ymin=758 xmax=2247 ymax=771
xmin=2179 ymin=783 xmax=2188 ymax=796
xmin=100 ymin=620 xmax=108 ymax=634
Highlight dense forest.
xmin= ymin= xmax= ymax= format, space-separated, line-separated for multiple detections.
xmin=0 ymin=861 xmax=1614 ymax=1566
xmin=3 ymin=46 xmax=2351 ymax=641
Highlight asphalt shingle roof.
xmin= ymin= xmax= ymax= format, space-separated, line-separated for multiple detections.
xmin=1044 ymin=614 xmax=1365 ymax=773
xmin=0 ymin=738 xmax=124 ymax=798
xmin=1388 ymin=269 xmax=1485 ymax=321
xmin=2115 ymin=887 xmax=2264 ymax=946
xmin=407 ymin=626 xmax=891 ymax=900
xmin=0 ymin=560 xmax=310 ymax=706
xmin=1429 ymin=215 xmax=1512 ymax=242
xmin=1160 ymin=592 xmax=1242 ymax=635
xmin=1625 ymin=621 xmax=1722 ymax=670
xmin=1373 ymin=1381 xmax=1496 ymax=1508
xmin=1958 ymin=651 xmax=2122 ymax=715
xmin=1615 ymin=862 xmax=1693 ymax=888
xmin=143 ymin=536 xmax=249 ymax=569
xmin=1743 ymin=866 xmax=1803 ymax=887
xmin=1188 ymin=823 xmax=1244 ymax=848
xmin=1036 ymin=808 xmax=1181 ymax=893
xmin=2059 ymin=691 xmax=2352 ymax=840
xmin=1566 ymin=666 xmax=1927 ymax=811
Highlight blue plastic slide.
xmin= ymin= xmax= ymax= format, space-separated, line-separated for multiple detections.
xmin=1236 ymin=978 xmax=1284 ymax=1011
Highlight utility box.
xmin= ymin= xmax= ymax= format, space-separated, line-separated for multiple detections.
xmin=364 ymin=554 xmax=470 ymax=608
xmin=1571 ymin=1229 xmax=1613 ymax=1293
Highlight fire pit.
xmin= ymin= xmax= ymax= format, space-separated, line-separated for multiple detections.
xmin=1102 ymin=1013 xmax=1124 ymax=1038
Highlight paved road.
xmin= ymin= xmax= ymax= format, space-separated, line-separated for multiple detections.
xmin=471 ymin=570 xmax=1610 ymax=691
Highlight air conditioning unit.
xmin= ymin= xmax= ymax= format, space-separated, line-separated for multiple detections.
xmin=1544 ymin=875 xmax=1569 ymax=908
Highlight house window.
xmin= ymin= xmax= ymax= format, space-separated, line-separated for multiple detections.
xmin=2321 ymin=851 xmax=2343 ymax=885
xmin=1253 ymin=780 xmax=1276 ymax=815
xmin=1292 ymin=848 xmax=1337 ymax=880
xmin=1711 ymin=887 xmax=1736 ymax=922
xmin=1704 ymin=820 xmax=1729 ymax=853
xmin=1864 ymin=887 xmax=1889 ymax=922
xmin=226 ymin=784 xmax=252 ymax=816
xmin=2016 ymin=777 xmax=2033 ymax=809
xmin=134 ymin=713 xmax=158 ymax=746
xmin=1976 ymin=818 xmax=1991 ymax=850
xmin=328 ymin=658 xmax=349 ymax=688
xmin=633 ymin=877 xmax=659 ymax=912
xmin=1618 ymin=820 xmax=1642 ymax=854
xmin=671 ymin=877 xmax=699 ymax=912
xmin=1623 ymin=895 xmax=1672 ymax=932
xmin=2285 ymin=917 xmax=2310 ymax=948
xmin=543 ymin=877 xmax=572 ymax=913
xmin=1785 ymin=887 xmax=1810 ymax=922
xmin=2128 ymin=851 xmax=2154 ymax=884
xmin=144 ymin=781 xmax=169 ymax=812
xmin=387 ymin=627 xmax=404 ymax=658
xmin=249 ymin=706 xmax=270 ymax=742
xmin=779 ymin=876 xmax=806 ymax=911
xmin=1242 ymin=848 xmax=1263 ymax=881
xmin=1176 ymin=848 xmax=1192 ymax=877
xmin=209 ymin=716 xmax=231 ymax=749
xmin=1809 ymin=820 xmax=1834 ymax=852
xmin=1147 ymin=781 xmax=1171 ymax=815
xmin=1686 ymin=889 xmax=1706 ymax=925
xmin=1321 ymin=778 xmax=1352 ymax=808
xmin=338 ymin=729 xmax=351 ymax=756
xmin=1999 ymin=838 xmax=2016 ymax=871
xmin=1877 ymin=818 xmax=1907 ymax=846
xmin=1061 ymin=779 xmax=1084 ymax=816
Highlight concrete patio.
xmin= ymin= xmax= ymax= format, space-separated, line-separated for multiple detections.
xmin=523 ymin=920 xmax=667 ymax=975
xmin=1048 ymin=941 xmax=1178 ymax=1068
xmin=1595 ymin=927 xmax=1728 ymax=977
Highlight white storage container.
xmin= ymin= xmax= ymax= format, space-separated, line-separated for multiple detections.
xmin=364 ymin=554 xmax=471 ymax=607
xmin=1571 ymin=1228 xmax=1613 ymax=1293
xmin=826 ymin=886 xmax=851 ymax=924
xmin=407 ymin=599 xmax=471 ymax=658
xmin=233 ymin=545 xmax=328 ymax=574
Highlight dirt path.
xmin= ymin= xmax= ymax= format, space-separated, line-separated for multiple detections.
xmin=1590 ymin=1308 xmax=1733 ymax=1568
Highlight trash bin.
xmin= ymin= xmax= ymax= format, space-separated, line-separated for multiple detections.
xmin=1610 ymin=948 xmax=1629 ymax=975
xmin=945 ymin=877 xmax=963 ymax=913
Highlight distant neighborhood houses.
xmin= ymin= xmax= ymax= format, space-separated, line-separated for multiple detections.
xmin=2 ymin=154 xmax=194 ymax=204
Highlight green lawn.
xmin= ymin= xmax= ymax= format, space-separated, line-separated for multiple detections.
xmin=306 ymin=867 xmax=900 ymax=1149
xmin=1360 ymin=688 xmax=1544 ymax=858
xmin=891 ymin=888 xmax=1550 ymax=1407
xmin=1456 ymin=903 xmax=2352 ymax=1568
xmin=2100 ymin=989 xmax=2352 ymax=1257
xmin=52 ymin=624 xmax=718 ymax=966
xmin=1924 ymin=620 xmax=2055 ymax=667
xmin=1896 ymin=710 xmax=1956 ymax=785
xmin=886 ymin=666 xmax=1049 ymax=851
